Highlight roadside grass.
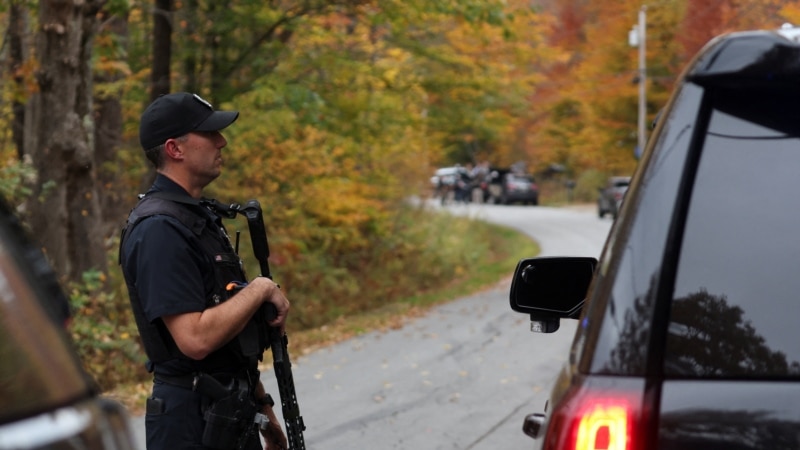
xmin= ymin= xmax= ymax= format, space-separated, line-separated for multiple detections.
xmin=288 ymin=218 xmax=540 ymax=355
xmin=104 ymin=212 xmax=540 ymax=414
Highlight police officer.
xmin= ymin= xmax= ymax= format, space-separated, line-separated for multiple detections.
xmin=120 ymin=92 xmax=289 ymax=450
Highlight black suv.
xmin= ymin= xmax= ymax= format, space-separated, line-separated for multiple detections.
xmin=0 ymin=196 xmax=136 ymax=449
xmin=509 ymin=25 xmax=800 ymax=449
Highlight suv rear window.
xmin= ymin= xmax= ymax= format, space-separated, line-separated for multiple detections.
xmin=665 ymin=88 xmax=800 ymax=378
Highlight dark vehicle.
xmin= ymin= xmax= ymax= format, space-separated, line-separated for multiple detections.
xmin=501 ymin=173 xmax=539 ymax=205
xmin=597 ymin=176 xmax=630 ymax=219
xmin=484 ymin=169 xmax=539 ymax=205
xmin=509 ymin=25 xmax=800 ymax=449
xmin=0 ymin=196 xmax=136 ymax=449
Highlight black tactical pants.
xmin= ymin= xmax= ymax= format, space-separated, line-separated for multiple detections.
xmin=145 ymin=380 xmax=261 ymax=450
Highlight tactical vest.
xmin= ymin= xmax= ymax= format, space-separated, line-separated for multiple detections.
xmin=119 ymin=192 xmax=268 ymax=369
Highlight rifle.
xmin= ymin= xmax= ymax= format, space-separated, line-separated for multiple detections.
xmin=234 ymin=199 xmax=307 ymax=450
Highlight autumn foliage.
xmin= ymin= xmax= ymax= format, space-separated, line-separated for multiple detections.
xmin=0 ymin=0 xmax=796 ymax=389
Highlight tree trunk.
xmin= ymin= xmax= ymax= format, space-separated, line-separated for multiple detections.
xmin=180 ymin=0 xmax=199 ymax=93
xmin=94 ymin=11 xmax=131 ymax=237
xmin=26 ymin=0 xmax=107 ymax=282
xmin=151 ymin=0 xmax=173 ymax=100
xmin=8 ymin=2 xmax=31 ymax=161
xmin=136 ymin=0 xmax=173 ymax=192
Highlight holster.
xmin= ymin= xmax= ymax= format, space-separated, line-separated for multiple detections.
xmin=194 ymin=373 xmax=260 ymax=450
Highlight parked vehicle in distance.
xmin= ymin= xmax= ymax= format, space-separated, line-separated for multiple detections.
xmin=502 ymin=173 xmax=539 ymax=205
xmin=483 ymin=169 xmax=539 ymax=205
xmin=0 ymin=196 xmax=137 ymax=449
xmin=509 ymin=25 xmax=800 ymax=450
xmin=597 ymin=176 xmax=630 ymax=219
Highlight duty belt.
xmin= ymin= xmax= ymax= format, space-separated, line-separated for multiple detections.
xmin=155 ymin=372 xmax=254 ymax=400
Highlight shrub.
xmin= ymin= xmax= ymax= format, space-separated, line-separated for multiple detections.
xmin=68 ymin=269 xmax=147 ymax=390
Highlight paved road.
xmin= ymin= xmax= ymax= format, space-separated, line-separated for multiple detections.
xmin=127 ymin=202 xmax=612 ymax=449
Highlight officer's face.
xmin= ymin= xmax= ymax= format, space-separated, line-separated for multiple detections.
xmin=181 ymin=130 xmax=228 ymax=186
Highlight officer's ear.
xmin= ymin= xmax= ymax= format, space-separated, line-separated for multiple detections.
xmin=164 ymin=137 xmax=185 ymax=161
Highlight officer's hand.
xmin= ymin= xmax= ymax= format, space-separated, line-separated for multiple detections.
xmin=250 ymin=277 xmax=289 ymax=333
xmin=268 ymin=286 xmax=289 ymax=333
xmin=255 ymin=381 xmax=288 ymax=449
xmin=260 ymin=407 xmax=287 ymax=450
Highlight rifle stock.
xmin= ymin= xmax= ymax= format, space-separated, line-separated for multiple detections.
xmin=240 ymin=200 xmax=306 ymax=450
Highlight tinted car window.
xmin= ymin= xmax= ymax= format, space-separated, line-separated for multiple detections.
xmin=580 ymin=83 xmax=704 ymax=375
xmin=666 ymin=89 xmax=800 ymax=377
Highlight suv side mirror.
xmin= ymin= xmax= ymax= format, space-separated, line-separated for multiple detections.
xmin=509 ymin=257 xmax=597 ymax=333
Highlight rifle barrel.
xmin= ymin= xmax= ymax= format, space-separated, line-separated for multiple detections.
xmin=239 ymin=199 xmax=306 ymax=450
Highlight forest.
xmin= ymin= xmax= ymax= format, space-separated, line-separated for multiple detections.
xmin=1 ymin=0 xmax=798 ymax=391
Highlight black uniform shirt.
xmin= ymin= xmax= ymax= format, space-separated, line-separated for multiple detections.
xmin=121 ymin=174 xmax=241 ymax=376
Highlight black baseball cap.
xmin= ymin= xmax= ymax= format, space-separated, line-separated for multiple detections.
xmin=139 ymin=92 xmax=239 ymax=149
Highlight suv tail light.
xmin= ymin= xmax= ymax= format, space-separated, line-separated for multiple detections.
xmin=544 ymin=382 xmax=646 ymax=450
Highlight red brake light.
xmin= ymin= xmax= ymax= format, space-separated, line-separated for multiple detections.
xmin=545 ymin=385 xmax=643 ymax=450
xmin=574 ymin=401 xmax=631 ymax=450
